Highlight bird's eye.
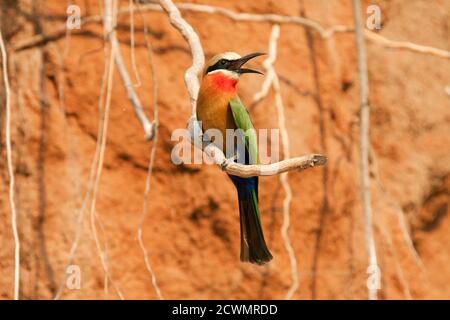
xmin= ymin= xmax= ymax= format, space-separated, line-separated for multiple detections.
xmin=219 ymin=59 xmax=227 ymax=65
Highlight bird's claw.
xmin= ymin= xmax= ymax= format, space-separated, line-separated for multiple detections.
xmin=220 ymin=155 xmax=238 ymax=170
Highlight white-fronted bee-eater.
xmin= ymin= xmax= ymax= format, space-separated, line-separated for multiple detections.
xmin=196 ymin=52 xmax=273 ymax=265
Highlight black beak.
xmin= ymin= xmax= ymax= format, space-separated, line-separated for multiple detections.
xmin=229 ymin=52 xmax=265 ymax=75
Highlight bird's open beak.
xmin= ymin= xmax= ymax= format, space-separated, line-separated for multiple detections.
xmin=230 ymin=52 xmax=266 ymax=75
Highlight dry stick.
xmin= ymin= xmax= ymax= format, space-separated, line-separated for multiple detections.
xmin=135 ymin=2 xmax=164 ymax=300
xmin=159 ymin=0 xmax=326 ymax=177
xmin=352 ymin=0 xmax=379 ymax=300
xmin=253 ymin=25 xmax=299 ymax=300
xmin=1 ymin=28 xmax=20 ymax=301
xmin=88 ymin=0 xmax=124 ymax=300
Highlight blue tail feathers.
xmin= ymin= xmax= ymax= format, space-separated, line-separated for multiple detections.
xmin=229 ymin=175 xmax=273 ymax=265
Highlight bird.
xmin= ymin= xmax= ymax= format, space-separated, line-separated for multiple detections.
xmin=196 ymin=52 xmax=273 ymax=265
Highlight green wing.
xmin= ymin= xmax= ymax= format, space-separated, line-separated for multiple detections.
xmin=229 ymin=97 xmax=259 ymax=164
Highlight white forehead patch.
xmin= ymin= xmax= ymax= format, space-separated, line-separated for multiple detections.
xmin=220 ymin=52 xmax=241 ymax=60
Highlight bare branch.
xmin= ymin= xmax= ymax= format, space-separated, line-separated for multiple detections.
xmin=205 ymin=145 xmax=326 ymax=178
xmin=352 ymin=0 xmax=379 ymax=300
xmin=1 ymin=26 xmax=20 ymax=301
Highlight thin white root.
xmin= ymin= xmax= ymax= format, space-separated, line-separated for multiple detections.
xmin=1 ymin=26 xmax=20 ymax=301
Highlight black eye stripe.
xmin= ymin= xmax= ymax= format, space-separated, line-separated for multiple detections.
xmin=206 ymin=59 xmax=230 ymax=74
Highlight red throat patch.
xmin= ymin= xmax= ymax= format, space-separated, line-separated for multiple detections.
xmin=209 ymin=72 xmax=238 ymax=92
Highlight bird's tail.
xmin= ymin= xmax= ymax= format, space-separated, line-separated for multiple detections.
xmin=229 ymin=175 xmax=273 ymax=265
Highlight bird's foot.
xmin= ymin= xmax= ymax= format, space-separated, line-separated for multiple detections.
xmin=220 ymin=155 xmax=238 ymax=170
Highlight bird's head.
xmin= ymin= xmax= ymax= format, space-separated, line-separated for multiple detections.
xmin=202 ymin=52 xmax=265 ymax=92
xmin=205 ymin=52 xmax=265 ymax=79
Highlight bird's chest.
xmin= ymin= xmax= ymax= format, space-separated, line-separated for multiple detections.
xmin=197 ymin=96 xmax=235 ymax=135
xmin=196 ymin=73 xmax=239 ymax=152
xmin=196 ymin=91 xmax=237 ymax=151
